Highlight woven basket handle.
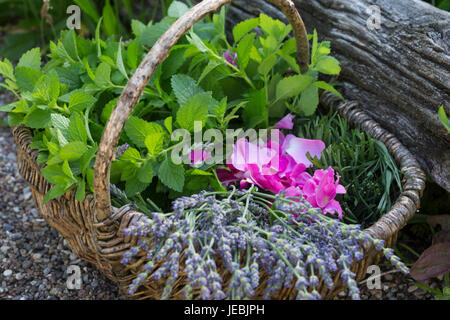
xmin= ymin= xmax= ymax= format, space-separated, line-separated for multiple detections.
xmin=93 ymin=0 xmax=310 ymax=221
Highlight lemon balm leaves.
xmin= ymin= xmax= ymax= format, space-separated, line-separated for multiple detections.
xmin=145 ymin=131 xmax=165 ymax=157
xmin=24 ymin=108 xmax=52 ymax=129
xmin=297 ymin=84 xmax=319 ymax=116
xmin=313 ymin=81 xmax=344 ymax=101
xmin=232 ymin=17 xmax=259 ymax=43
xmin=124 ymin=116 xmax=165 ymax=148
xmin=59 ymin=141 xmax=88 ymax=161
xmin=68 ymin=113 xmax=88 ymax=144
xmin=141 ymin=20 xmax=171 ymax=48
xmin=0 ymin=6 xmax=346 ymax=207
xmin=171 ymin=74 xmax=204 ymax=106
xmin=17 ymin=47 xmax=41 ymax=71
xmin=313 ymin=56 xmax=341 ymax=75
xmin=0 ymin=57 xmax=15 ymax=81
xmin=275 ymin=74 xmax=314 ymax=102
xmin=69 ymin=92 xmax=97 ymax=112
xmin=94 ymin=61 xmax=113 ymax=88
xmin=167 ymin=1 xmax=189 ymax=18
xmin=158 ymin=156 xmax=185 ymax=193
xmin=41 ymin=164 xmax=77 ymax=204
xmin=32 ymin=72 xmax=60 ymax=104
xmin=176 ymin=93 xmax=211 ymax=132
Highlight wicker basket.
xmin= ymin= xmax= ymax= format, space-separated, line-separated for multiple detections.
xmin=11 ymin=0 xmax=426 ymax=299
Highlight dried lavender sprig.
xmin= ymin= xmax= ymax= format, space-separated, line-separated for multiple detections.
xmin=119 ymin=187 xmax=409 ymax=300
xmin=114 ymin=143 xmax=130 ymax=159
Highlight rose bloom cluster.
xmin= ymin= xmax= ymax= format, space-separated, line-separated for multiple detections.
xmin=217 ymin=114 xmax=346 ymax=219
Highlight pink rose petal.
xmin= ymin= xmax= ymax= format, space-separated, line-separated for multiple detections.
xmin=323 ymin=200 xmax=343 ymax=219
xmin=275 ymin=114 xmax=295 ymax=130
xmin=282 ymin=135 xmax=325 ymax=168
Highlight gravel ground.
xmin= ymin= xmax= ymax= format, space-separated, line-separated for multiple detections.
xmin=0 ymin=92 xmax=442 ymax=300
xmin=0 ymin=93 xmax=119 ymax=300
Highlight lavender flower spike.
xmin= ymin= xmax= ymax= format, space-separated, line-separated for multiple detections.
xmin=114 ymin=143 xmax=130 ymax=159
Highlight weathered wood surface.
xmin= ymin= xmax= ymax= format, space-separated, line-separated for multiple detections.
xmin=190 ymin=0 xmax=450 ymax=192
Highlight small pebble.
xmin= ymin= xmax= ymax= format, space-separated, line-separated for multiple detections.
xmin=408 ymin=285 xmax=418 ymax=293
xmin=3 ymin=224 xmax=14 ymax=232
xmin=384 ymin=274 xmax=393 ymax=281
xmin=32 ymin=253 xmax=42 ymax=261
xmin=3 ymin=270 xmax=13 ymax=277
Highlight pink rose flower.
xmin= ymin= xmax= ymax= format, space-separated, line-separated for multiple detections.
xmin=217 ymin=117 xmax=346 ymax=219
xmin=302 ymin=167 xmax=346 ymax=218
xmin=221 ymin=133 xmax=326 ymax=195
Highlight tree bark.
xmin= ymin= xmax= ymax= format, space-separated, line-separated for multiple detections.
xmin=207 ymin=0 xmax=450 ymax=191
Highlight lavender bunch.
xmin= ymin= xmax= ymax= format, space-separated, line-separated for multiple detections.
xmin=119 ymin=187 xmax=409 ymax=300
xmin=114 ymin=143 xmax=130 ymax=159
xmin=110 ymin=184 xmax=138 ymax=210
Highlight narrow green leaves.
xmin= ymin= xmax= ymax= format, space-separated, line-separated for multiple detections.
xmin=74 ymin=0 xmax=100 ymax=22
xmin=116 ymin=40 xmax=129 ymax=80
xmin=438 ymin=106 xmax=450 ymax=133
xmin=126 ymin=38 xmax=141 ymax=70
xmin=102 ymin=0 xmax=117 ymax=37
